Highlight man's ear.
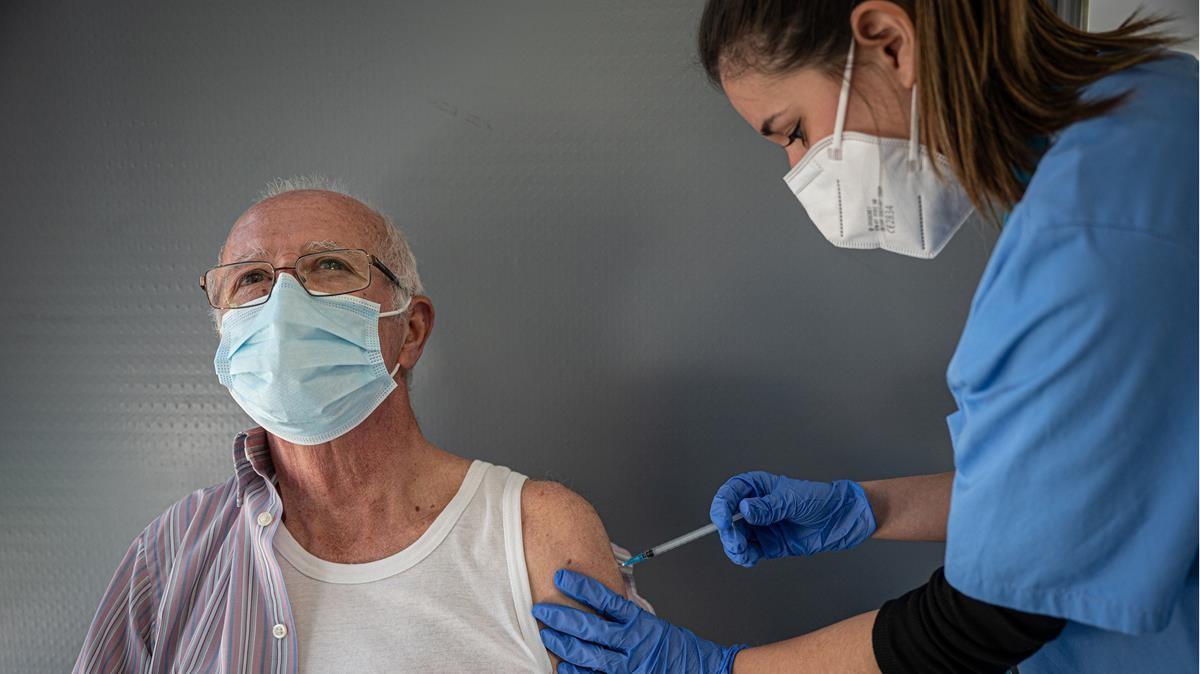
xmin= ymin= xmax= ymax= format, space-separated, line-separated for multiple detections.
xmin=397 ymin=296 xmax=435 ymax=370
xmin=850 ymin=0 xmax=918 ymax=89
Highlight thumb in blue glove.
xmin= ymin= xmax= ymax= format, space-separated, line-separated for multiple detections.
xmin=533 ymin=569 xmax=746 ymax=673
xmin=709 ymin=471 xmax=876 ymax=567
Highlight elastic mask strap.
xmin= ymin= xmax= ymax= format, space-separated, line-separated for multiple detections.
xmin=380 ymin=295 xmax=412 ymax=380
xmin=829 ymin=39 xmax=855 ymax=160
xmin=378 ymin=296 xmax=412 ymax=319
xmin=908 ymin=83 xmax=920 ymax=166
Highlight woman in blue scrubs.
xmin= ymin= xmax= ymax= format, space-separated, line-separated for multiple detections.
xmin=533 ymin=1 xmax=1197 ymax=672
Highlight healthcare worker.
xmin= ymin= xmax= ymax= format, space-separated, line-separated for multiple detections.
xmin=532 ymin=1 xmax=1198 ymax=672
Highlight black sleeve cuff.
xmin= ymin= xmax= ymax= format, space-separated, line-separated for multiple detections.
xmin=871 ymin=566 xmax=1067 ymax=674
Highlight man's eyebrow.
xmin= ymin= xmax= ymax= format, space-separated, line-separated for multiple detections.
xmin=301 ymin=240 xmax=342 ymax=253
xmin=231 ymin=246 xmax=271 ymax=263
xmin=227 ymin=241 xmax=343 ymax=264
xmin=758 ymin=112 xmax=783 ymax=137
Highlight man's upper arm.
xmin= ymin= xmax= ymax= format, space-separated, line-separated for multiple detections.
xmin=521 ymin=480 xmax=625 ymax=611
xmin=74 ymin=534 xmax=155 ymax=674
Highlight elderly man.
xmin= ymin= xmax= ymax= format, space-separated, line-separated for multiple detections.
xmin=74 ymin=179 xmax=636 ymax=673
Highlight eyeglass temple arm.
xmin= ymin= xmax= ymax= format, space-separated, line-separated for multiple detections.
xmin=370 ymin=256 xmax=405 ymax=290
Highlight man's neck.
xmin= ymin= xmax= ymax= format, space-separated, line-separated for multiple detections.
xmin=268 ymin=392 xmax=470 ymax=564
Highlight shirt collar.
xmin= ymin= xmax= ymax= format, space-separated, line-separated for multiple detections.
xmin=232 ymin=427 xmax=276 ymax=506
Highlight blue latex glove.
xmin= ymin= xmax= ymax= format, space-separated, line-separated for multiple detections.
xmin=533 ymin=569 xmax=746 ymax=674
xmin=710 ymin=471 xmax=877 ymax=567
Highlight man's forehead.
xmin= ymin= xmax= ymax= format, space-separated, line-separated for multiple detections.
xmin=221 ymin=190 xmax=381 ymax=263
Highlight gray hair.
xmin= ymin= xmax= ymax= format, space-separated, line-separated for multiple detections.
xmin=211 ymin=176 xmax=425 ymax=383
xmin=256 ymin=176 xmax=424 ymax=307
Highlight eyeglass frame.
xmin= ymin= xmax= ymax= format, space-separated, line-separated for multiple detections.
xmin=199 ymin=247 xmax=406 ymax=310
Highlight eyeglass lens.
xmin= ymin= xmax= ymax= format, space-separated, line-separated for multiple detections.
xmin=205 ymin=249 xmax=373 ymax=309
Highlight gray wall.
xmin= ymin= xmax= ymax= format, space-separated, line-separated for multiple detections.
xmin=0 ymin=1 xmax=997 ymax=671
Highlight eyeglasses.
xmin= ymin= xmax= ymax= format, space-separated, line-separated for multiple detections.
xmin=200 ymin=248 xmax=404 ymax=310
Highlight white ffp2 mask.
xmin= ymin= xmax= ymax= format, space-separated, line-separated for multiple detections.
xmin=782 ymin=41 xmax=974 ymax=259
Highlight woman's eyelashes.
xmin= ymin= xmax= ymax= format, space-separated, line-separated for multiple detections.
xmin=784 ymin=119 xmax=806 ymax=148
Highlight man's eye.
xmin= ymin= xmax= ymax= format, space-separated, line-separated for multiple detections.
xmin=238 ymin=271 xmax=267 ymax=286
xmin=317 ymin=258 xmax=347 ymax=271
xmin=784 ymin=120 xmax=806 ymax=148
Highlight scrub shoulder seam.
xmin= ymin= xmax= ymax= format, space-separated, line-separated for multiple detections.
xmin=1016 ymin=219 xmax=1194 ymax=252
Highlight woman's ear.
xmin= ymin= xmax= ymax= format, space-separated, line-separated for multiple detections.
xmin=850 ymin=0 xmax=918 ymax=89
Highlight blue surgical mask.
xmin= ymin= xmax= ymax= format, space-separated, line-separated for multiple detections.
xmin=213 ymin=273 xmax=410 ymax=445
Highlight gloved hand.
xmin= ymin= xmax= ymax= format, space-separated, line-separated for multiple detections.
xmin=533 ymin=569 xmax=746 ymax=674
xmin=710 ymin=471 xmax=876 ymax=567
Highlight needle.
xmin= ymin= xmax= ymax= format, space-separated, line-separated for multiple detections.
xmin=621 ymin=513 xmax=744 ymax=568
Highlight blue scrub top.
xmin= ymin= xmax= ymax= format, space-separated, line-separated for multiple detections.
xmin=944 ymin=53 xmax=1198 ymax=672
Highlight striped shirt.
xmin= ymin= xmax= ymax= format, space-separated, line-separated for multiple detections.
xmin=74 ymin=428 xmax=301 ymax=673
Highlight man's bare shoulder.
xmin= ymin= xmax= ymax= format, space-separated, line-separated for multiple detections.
xmin=521 ymin=480 xmax=625 ymax=605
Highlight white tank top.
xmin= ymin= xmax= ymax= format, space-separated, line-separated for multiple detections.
xmin=274 ymin=461 xmax=553 ymax=673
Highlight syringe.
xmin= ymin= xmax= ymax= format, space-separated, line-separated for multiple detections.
xmin=620 ymin=513 xmax=744 ymax=568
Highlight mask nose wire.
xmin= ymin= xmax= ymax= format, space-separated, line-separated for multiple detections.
xmin=829 ymin=39 xmax=855 ymax=161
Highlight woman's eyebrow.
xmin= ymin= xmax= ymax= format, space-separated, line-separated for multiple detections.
xmin=758 ymin=112 xmax=784 ymax=136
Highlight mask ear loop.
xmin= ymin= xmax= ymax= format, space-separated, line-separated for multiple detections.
xmin=908 ymin=83 xmax=920 ymax=169
xmin=378 ymin=297 xmax=411 ymax=319
xmin=829 ymin=39 xmax=855 ymax=161
xmin=379 ymin=296 xmax=413 ymax=379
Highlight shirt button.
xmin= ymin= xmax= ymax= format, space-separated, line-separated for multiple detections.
xmin=272 ymin=623 xmax=288 ymax=639
xmin=257 ymin=511 xmax=274 ymax=527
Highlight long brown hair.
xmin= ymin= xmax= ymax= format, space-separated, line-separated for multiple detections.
xmin=698 ymin=0 xmax=1177 ymax=221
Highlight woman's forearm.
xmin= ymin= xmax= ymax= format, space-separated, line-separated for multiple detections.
xmin=731 ymin=473 xmax=953 ymax=672
xmin=733 ymin=611 xmax=882 ymax=674
xmin=860 ymin=471 xmax=953 ymax=541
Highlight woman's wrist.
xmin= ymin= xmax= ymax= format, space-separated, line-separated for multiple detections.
xmin=859 ymin=479 xmax=892 ymax=539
